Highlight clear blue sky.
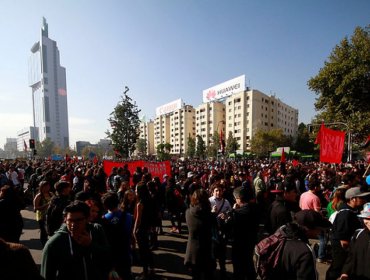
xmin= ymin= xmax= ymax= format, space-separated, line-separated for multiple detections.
xmin=0 ymin=0 xmax=369 ymax=148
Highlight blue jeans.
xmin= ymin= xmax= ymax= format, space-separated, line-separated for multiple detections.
xmin=318 ymin=230 xmax=327 ymax=259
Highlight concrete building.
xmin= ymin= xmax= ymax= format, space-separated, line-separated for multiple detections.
xmin=169 ymin=105 xmax=195 ymax=155
xmin=154 ymin=114 xmax=171 ymax=153
xmin=76 ymin=141 xmax=91 ymax=156
xmin=16 ymin=127 xmax=39 ymax=151
xmin=4 ymin=138 xmax=17 ymax=152
xmin=138 ymin=120 xmax=155 ymax=155
xmin=29 ymin=18 xmax=69 ymax=149
xmin=195 ymin=101 xmax=225 ymax=147
xmin=154 ymin=99 xmax=196 ymax=156
xmin=225 ymin=89 xmax=298 ymax=152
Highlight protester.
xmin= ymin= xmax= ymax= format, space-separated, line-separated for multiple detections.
xmin=133 ymin=182 xmax=155 ymax=280
xmin=46 ymin=180 xmax=72 ymax=236
xmin=33 ymin=181 xmax=54 ymax=246
xmin=185 ymin=188 xmax=215 ymax=280
xmin=228 ymin=186 xmax=259 ymax=280
xmin=209 ymin=183 xmax=232 ymax=278
xmin=326 ymin=186 xmax=370 ymax=280
xmin=41 ymin=200 xmax=111 ymax=280
xmin=265 ymin=179 xmax=300 ymax=234
xmin=101 ymin=192 xmax=133 ymax=280
xmin=0 ymin=185 xmax=24 ymax=242
xmin=340 ymin=202 xmax=370 ymax=280
xmin=0 ymin=238 xmax=44 ymax=280
xmin=271 ymin=210 xmax=332 ymax=280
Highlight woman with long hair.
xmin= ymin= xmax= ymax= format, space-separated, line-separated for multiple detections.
xmin=133 ymin=182 xmax=155 ymax=280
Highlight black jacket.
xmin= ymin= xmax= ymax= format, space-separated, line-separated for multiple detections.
xmin=273 ymin=223 xmax=318 ymax=280
xmin=266 ymin=196 xmax=300 ymax=234
xmin=332 ymin=204 xmax=361 ymax=242
xmin=342 ymin=228 xmax=370 ymax=280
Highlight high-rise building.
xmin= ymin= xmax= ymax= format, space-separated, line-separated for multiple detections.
xmin=29 ymin=18 xmax=69 ymax=149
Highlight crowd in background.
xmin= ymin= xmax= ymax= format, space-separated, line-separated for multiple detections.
xmin=0 ymin=158 xmax=369 ymax=280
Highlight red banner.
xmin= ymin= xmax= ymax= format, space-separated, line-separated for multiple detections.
xmin=317 ymin=125 xmax=345 ymax=163
xmin=103 ymin=160 xmax=171 ymax=185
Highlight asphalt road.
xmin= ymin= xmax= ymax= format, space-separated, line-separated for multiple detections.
xmin=20 ymin=206 xmax=329 ymax=280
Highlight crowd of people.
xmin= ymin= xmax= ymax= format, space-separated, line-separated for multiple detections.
xmin=0 ymin=158 xmax=369 ymax=280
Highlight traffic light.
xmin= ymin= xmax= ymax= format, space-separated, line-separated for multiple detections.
xmin=29 ymin=139 xmax=35 ymax=149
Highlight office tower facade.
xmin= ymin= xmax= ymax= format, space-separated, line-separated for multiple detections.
xmin=28 ymin=18 xmax=69 ymax=149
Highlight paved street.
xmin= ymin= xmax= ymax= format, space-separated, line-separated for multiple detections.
xmin=20 ymin=206 xmax=329 ymax=280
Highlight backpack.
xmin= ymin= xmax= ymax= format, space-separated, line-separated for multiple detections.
xmin=255 ymin=226 xmax=287 ymax=280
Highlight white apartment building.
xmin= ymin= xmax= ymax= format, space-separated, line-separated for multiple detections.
xmin=195 ymin=102 xmax=225 ymax=146
xmin=225 ymin=89 xmax=298 ymax=152
xmin=169 ymin=105 xmax=195 ymax=155
xmin=138 ymin=120 xmax=155 ymax=155
xmin=153 ymin=99 xmax=196 ymax=155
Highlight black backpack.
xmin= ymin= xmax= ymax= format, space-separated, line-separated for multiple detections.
xmin=255 ymin=226 xmax=287 ymax=280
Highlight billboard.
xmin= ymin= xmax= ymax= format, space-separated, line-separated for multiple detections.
xmin=203 ymin=75 xmax=245 ymax=103
xmin=156 ymin=98 xmax=183 ymax=116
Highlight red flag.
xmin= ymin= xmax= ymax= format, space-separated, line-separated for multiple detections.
xmin=280 ymin=148 xmax=286 ymax=163
xmin=93 ymin=156 xmax=98 ymax=165
xmin=292 ymin=159 xmax=299 ymax=167
xmin=220 ymin=130 xmax=225 ymax=154
xmin=315 ymin=123 xmax=325 ymax=145
xmin=318 ymin=126 xmax=345 ymax=163
xmin=24 ymin=140 xmax=28 ymax=152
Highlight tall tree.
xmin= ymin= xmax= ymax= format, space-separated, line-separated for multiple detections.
xmin=135 ymin=138 xmax=147 ymax=157
xmin=106 ymin=87 xmax=141 ymax=158
xmin=195 ymin=135 xmax=206 ymax=159
xmin=206 ymin=131 xmax=220 ymax=158
xmin=308 ymin=25 xmax=370 ymax=142
xmin=250 ymin=129 xmax=289 ymax=157
xmin=294 ymin=123 xmax=315 ymax=154
xmin=156 ymin=143 xmax=172 ymax=161
xmin=225 ymin=131 xmax=239 ymax=156
xmin=36 ymin=138 xmax=55 ymax=158
xmin=186 ymin=135 xmax=196 ymax=159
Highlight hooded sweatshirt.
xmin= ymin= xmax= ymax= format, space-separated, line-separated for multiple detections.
xmin=41 ymin=223 xmax=111 ymax=280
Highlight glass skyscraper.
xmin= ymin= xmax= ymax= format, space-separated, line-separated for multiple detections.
xmin=29 ymin=18 xmax=69 ymax=149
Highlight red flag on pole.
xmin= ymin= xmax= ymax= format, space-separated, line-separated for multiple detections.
xmin=24 ymin=140 xmax=28 ymax=152
xmin=317 ymin=126 xmax=345 ymax=163
xmin=280 ymin=148 xmax=286 ymax=163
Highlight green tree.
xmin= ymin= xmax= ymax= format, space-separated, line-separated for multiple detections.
xmin=186 ymin=135 xmax=196 ymax=158
xmin=250 ymin=129 xmax=289 ymax=157
xmin=206 ymin=131 xmax=220 ymax=158
xmin=156 ymin=143 xmax=172 ymax=161
xmin=36 ymin=138 xmax=55 ymax=158
xmin=195 ymin=135 xmax=206 ymax=159
xmin=225 ymin=131 xmax=239 ymax=156
xmin=135 ymin=138 xmax=147 ymax=157
xmin=308 ymin=25 xmax=370 ymax=142
xmin=294 ymin=123 xmax=315 ymax=154
xmin=106 ymin=87 xmax=141 ymax=158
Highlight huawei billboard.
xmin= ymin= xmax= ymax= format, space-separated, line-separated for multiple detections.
xmin=202 ymin=75 xmax=245 ymax=103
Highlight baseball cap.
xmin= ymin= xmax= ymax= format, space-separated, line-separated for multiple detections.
xmin=295 ymin=210 xmax=332 ymax=230
xmin=163 ymin=174 xmax=169 ymax=179
xmin=187 ymin=171 xmax=194 ymax=178
xmin=358 ymin=203 xmax=370 ymax=219
xmin=345 ymin=187 xmax=370 ymax=200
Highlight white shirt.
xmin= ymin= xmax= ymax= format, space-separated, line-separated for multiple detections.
xmin=209 ymin=196 xmax=232 ymax=214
